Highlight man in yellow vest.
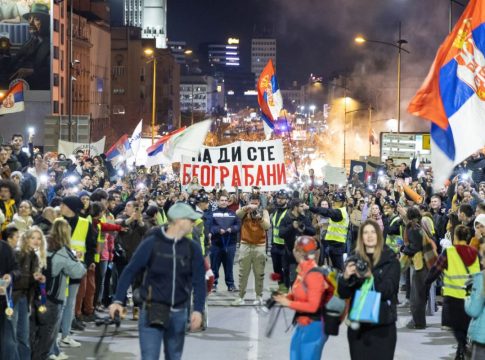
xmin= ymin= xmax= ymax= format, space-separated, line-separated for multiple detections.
xmin=270 ymin=190 xmax=289 ymax=293
xmin=232 ymin=194 xmax=270 ymax=306
xmin=308 ymin=192 xmax=348 ymax=271
xmin=383 ymin=200 xmax=403 ymax=254
xmin=426 ymin=224 xmax=480 ymax=360
xmin=59 ymin=196 xmax=96 ymax=335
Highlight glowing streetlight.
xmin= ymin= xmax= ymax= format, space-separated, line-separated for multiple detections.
xmin=354 ymin=23 xmax=409 ymax=133
xmin=144 ymin=48 xmax=157 ymax=144
xmin=184 ymin=49 xmax=193 ymax=55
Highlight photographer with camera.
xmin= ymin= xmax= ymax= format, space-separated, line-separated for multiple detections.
xmin=338 ymin=219 xmax=400 ymax=360
xmin=308 ymin=192 xmax=348 ymax=271
xmin=273 ymin=236 xmax=330 ymax=360
xmin=231 ymin=194 xmax=270 ymax=306
xmin=425 ymin=224 xmax=480 ymax=360
xmin=279 ymin=199 xmax=316 ymax=288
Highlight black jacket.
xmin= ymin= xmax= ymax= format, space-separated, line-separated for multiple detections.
xmin=279 ymin=211 xmax=316 ymax=254
xmin=0 ymin=241 xmax=20 ymax=310
xmin=114 ymin=227 xmax=206 ymax=313
xmin=338 ymin=246 xmax=400 ymax=325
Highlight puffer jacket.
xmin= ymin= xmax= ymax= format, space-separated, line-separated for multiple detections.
xmin=465 ymin=271 xmax=485 ymax=345
xmin=208 ymin=207 xmax=241 ymax=247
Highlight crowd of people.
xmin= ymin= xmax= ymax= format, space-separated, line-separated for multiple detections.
xmin=0 ymin=132 xmax=484 ymax=360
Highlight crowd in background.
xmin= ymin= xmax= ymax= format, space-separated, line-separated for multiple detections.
xmin=0 ymin=132 xmax=484 ymax=360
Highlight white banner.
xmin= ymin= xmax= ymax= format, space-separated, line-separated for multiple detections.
xmin=322 ymin=165 xmax=347 ymax=185
xmin=181 ymin=139 xmax=287 ymax=192
xmin=58 ymin=137 xmax=106 ymax=157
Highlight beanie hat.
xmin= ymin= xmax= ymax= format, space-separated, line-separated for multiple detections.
xmin=78 ymin=190 xmax=91 ymax=199
xmin=475 ymin=214 xmax=485 ymax=228
xmin=62 ymin=196 xmax=83 ymax=214
xmin=10 ymin=171 xmax=23 ymax=181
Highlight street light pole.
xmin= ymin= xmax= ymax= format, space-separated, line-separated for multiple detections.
xmin=368 ymin=104 xmax=373 ymax=157
xmin=355 ymin=24 xmax=409 ymax=134
xmin=151 ymin=56 xmax=157 ymax=145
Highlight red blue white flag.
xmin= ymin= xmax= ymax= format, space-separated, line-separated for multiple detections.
xmin=105 ymin=134 xmax=133 ymax=167
xmin=408 ymin=0 xmax=485 ymax=187
xmin=0 ymin=83 xmax=25 ymax=115
xmin=257 ymin=59 xmax=283 ymax=139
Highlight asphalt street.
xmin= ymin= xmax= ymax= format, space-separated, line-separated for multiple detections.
xmin=62 ymin=258 xmax=458 ymax=360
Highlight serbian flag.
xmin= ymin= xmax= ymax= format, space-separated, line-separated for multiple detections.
xmin=408 ymin=0 xmax=485 ymax=188
xmin=105 ymin=134 xmax=133 ymax=167
xmin=146 ymin=127 xmax=186 ymax=166
xmin=257 ymin=59 xmax=283 ymax=140
xmin=0 ymin=83 xmax=25 ymax=115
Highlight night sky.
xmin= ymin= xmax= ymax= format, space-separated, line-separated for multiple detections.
xmin=111 ymin=0 xmax=470 ymax=86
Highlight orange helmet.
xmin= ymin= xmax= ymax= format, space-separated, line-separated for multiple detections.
xmin=294 ymin=236 xmax=318 ymax=255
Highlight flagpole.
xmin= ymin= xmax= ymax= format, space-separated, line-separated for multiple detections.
xmin=283 ymin=111 xmax=299 ymax=178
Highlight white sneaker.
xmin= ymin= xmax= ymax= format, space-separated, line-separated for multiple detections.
xmin=231 ymin=298 xmax=245 ymax=306
xmin=60 ymin=336 xmax=81 ymax=348
xmin=252 ymin=297 xmax=264 ymax=306
xmin=48 ymin=356 xmax=58 ymax=360
xmin=57 ymin=353 xmax=69 ymax=360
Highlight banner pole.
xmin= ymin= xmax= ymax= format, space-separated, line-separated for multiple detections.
xmin=283 ymin=112 xmax=299 ymax=178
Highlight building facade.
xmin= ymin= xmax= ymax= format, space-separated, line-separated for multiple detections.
xmin=180 ymin=75 xmax=218 ymax=113
xmin=111 ymin=27 xmax=180 ymax=144
xmin=251 ymin=38 xmax=276 ymax=80
xmin=124 ymin=0 xmax=167 ymax=48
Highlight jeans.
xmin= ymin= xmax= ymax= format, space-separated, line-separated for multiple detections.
xmin=11 ymin=296 xmax=30 ymax=360
xmin=290 ymin=320 xmax=328 ymax=360
xmin=0 ymin=306 xmax=17 ymax=360
xmin=210 ymin=244 xmax=236 ymax=288
xmin=49 ymin=301 xmax=66 ymax=357
xmin=97 ymin=261 xmax=109 ymax=304
xmin=138 ymin=307 xmax=188 ymax=360
xmin=61 ymin=283 xmax=80 ymax=338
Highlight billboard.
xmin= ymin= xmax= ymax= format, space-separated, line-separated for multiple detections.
xmin=0 ymin=0 xmax=51 ymax=91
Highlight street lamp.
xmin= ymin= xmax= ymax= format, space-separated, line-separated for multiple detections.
xmin=355 ymin=22 xmax=409 ymax=134
xmin=309 ymin=105 xmax=316 ymax=117
xmin=144 ymin=48 xmax=157 ymax=144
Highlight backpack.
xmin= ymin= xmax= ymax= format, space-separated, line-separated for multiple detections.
xmin=301 ymin=265 xmax=346 ymax=336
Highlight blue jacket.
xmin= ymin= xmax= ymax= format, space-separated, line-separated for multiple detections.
xmin=114 ymin=227 xmax=206 ymax=313
xmin=465 ymin=272 xmax=485 ymax=345
xmin=208 ymin=207 xmax=241 ymax=247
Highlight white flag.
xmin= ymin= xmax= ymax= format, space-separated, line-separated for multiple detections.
xmin=58 ymin=137 xmax=106 ymax=156
xmin=162 ymin=120 xmax=212 ymax=162
xmin=128 ymin=120 xmax=143 ymax=165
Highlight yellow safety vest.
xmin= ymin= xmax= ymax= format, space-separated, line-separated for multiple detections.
xmin=71 ymin=217 xmax=90 ymax=261
xmin=160 ymin=209 xmax=168 ymax=225
xmin=272 ymin=209 xmax=287 ymax=245
xmin=386 ymin=216 xmax=402 ymax=254
xmin=325 ymin=207 xmax=348 ymax=244
xmin=443 ymin=246 xmax=480 ymax=299
xmin=187 ymin=218 xmax=205 ymax=256
xmin=94 ymin=215 xmax=107 ymax=263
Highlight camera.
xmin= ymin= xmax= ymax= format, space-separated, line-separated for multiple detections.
xmin=261 ymin=290 xmax=280 ymax=313
xmin=345 ymin=255 xmax=369 ymax=280
xmin=251 ymin=209 xmax=262 ymax=219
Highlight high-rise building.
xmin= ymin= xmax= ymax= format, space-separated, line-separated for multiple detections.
xmin=168 ymin=41 xmax=187 ymax=65
xmin=123 ymin=0 xmax=167 ymax=48
xmin=251 ymin=38 xmax=276 ymax=80
xmin=202 ymin=38 xmax=240 ymax=70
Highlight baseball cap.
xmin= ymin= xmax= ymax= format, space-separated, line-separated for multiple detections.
xmin=167 ymin=202 xmax=202 ymax=221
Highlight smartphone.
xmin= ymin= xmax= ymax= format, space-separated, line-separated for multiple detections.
xmin=57 ymin=160 xmax=71 ymax=167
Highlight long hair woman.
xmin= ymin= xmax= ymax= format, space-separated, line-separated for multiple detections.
xmin=338 ymin=219 xmax=400 ymax=360
xmin=9 ymin=226 xmax=46 ymax=360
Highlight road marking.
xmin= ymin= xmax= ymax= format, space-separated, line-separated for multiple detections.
xmin=247 ymin=308 xmax=259 ymax=360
